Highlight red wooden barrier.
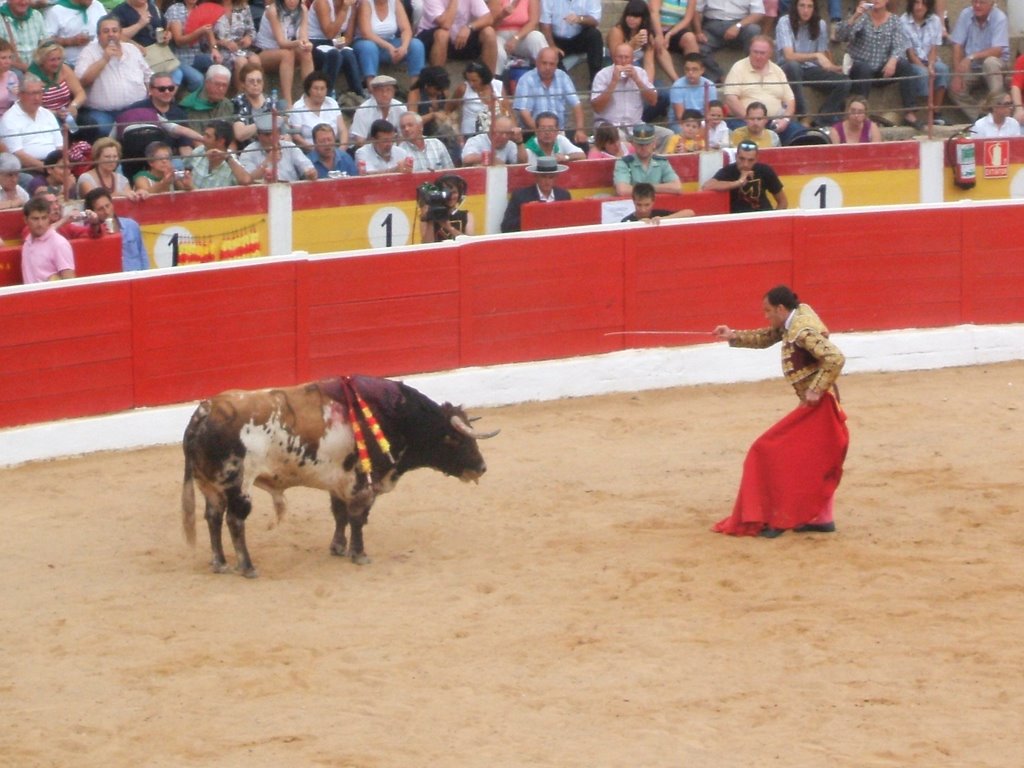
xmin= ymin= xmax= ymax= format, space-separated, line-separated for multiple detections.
xmin=520 ymin=190 xmax=729 ymax=231
xmin=2 ymin=202 xmax=1024 ymax=430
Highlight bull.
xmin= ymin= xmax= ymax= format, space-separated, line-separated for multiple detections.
xmin=181 ymin=375 xmax=497 ymax=577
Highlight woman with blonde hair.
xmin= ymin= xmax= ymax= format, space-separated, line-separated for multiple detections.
xmin=77 ymin=137 xmax=145 ymax=200
xmin=29 ymin=40 xmax=94 ymax=141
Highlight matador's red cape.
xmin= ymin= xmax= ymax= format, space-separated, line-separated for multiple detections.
xmin=712 ymin=392 xmax=849 ymax=536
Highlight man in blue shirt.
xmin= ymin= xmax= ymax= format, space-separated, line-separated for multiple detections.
xmin=308 ymin=123 xmax=359 ymax=178
xmin=513 ymin=46 xmax=587 ymax=146
xmin=83 ymin=187 xmax=149 ymax=271
xmin=949 ymin=0 xmax=1010 ymax=120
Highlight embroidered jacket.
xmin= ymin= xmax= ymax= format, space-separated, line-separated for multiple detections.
xmin=730 ymin=303 xmax=845 ymax=399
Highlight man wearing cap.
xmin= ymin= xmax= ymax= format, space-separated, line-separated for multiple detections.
xmin=612 ymin=123 xmax=682 ymax=197
xmin=500 ymin=155 xmax=571 ymax=233
xmin=702 ymin=139 xmax=787 ymax=213
xmin=0 ymin=151 xmax=29 ymax=209
xmin=351 ymin=75 xmax=409 ymax=147
xmin=462 ymin=114 xmax=526 ymax=166
xmin=240 ymin=112 xmax=317 ymax=182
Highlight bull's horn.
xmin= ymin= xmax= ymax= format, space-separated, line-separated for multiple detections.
xmin=451 ymin=415 xmax=500 ymax=439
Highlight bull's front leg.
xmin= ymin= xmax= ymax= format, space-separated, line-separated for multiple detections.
xmin=225 ymin=488 xmax=257 ymax=578
xmin=330 ymin=487 xmax=374 ymax=565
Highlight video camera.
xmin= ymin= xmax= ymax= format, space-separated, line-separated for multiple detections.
xmin=417 ymin=182 xmax=453 ymax=222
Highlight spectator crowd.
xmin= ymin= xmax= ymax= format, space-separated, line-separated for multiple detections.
xmin=1 ymin=0 xmax=1022 ymax=277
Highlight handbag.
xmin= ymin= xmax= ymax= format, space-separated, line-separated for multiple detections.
xmin=144 ymin=43 xmax=180 ymax=74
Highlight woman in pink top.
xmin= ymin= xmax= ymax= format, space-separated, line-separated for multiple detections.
xmin=490 ymin=0 xmax=546 ymax=74
xmin=829 ymin=96 xmax=881 ymax=144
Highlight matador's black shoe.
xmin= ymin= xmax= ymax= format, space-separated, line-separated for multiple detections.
xmin=793 ymin=522 xmax=836 ymax=533
xmin=758 ymin=527 xmax=785 ymax=538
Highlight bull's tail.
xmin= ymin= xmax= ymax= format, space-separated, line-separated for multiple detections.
xmin=181 ymin=402 xmax=210 ymax=547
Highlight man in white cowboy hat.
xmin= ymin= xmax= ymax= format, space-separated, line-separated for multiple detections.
xmin=351 ymin=74 xmax=409 ymax=147
xmin=499 ymin=154 xmax=570 ymax=233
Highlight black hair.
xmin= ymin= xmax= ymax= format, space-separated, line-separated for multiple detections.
xmin=788 ymin=0 xmax=822 ymax=41
xmin=412 ymin=65 xmax=451 ymax=92
xmin=745 ymin=101 xmax=768 ymax=117
xmin=83 ymin=186 xmax=113 ymax=211
xmin=680 ymin=108 xmax=703 ymax=122
xmin=303 ymin=70 xmax=330 ymax=95
xmin=617 ymin=0 xmax=652 ymax=36
xmin=463 ymin=61 xmax=493 ymax=86
xmin=205 ymin=120 xmax=233 ymax=146
xmin=765 ymin=285 xmax=800 ymax=310
xmin=369 ymin=118 xmax=396 ymax=138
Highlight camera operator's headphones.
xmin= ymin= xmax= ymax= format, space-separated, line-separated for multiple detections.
xmin=435 ymin=173 xmax=467 ymax=199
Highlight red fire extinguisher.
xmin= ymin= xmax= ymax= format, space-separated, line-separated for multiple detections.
xmin=947 ymin=132 xmax=976 ymax=190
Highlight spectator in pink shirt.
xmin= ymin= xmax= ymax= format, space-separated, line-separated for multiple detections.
xmin=20 ymin=196 xmax=76 ymax=283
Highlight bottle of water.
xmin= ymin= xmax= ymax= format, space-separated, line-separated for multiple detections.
xmin=270 ymin=87 xmax=280 ymax=111
xmin=64 ymin=112 xmax=78 ymax=133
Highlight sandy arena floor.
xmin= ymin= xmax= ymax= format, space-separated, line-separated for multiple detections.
xmin=2 ymin=362 xmax=1023 ymax=767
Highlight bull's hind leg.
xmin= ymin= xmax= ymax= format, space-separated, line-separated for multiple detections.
xmin=224 ymin=487 xmax=257 ymax=578
xmin=204 ymin=495 xmax=230 ymax=574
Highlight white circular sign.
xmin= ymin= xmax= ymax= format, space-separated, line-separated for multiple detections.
xmin=367 ymin=206 xmax=411 ymax=249
xmin=799 ymin=176 xmax=844 ymax=210
xmin=1009 ymin=168 xmax=1024 ymax=198
xmin=153 ymin=225 xmax=192 ymax=269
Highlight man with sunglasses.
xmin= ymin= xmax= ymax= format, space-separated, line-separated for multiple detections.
xmin=116 ymin=73 xmax=202 ymax=158
xmin=702 ymin=139 xmax=787 ymax=213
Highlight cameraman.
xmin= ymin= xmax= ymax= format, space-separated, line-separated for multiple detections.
xmin=419 ymin=174 xmax=474 ymax=243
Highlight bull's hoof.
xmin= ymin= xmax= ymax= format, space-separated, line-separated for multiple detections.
xmin=210 ymin=560 xmax=230 ymax=574
xmin=330 ymin=543 xmax=347 ymax=557
xmin=350 ymin=552 xmax=372 ymax=565
xmin=236 ymin=565 xmax=259 ymax=578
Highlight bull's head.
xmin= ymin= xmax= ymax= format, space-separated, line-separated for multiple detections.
xmin=438 ymin=404 xmax=498 ymax=482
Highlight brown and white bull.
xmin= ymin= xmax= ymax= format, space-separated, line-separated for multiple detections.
xmin=181 ymin=375 xmax=497 ymax=577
